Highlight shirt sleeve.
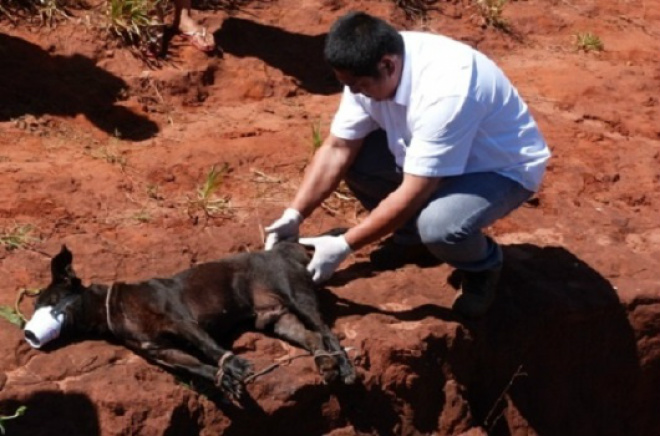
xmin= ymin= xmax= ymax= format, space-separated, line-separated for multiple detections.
xmin=403 ymin=95 xmax=486 ymax=177
xmin=330 ymin=87 xmax=379 ymax=140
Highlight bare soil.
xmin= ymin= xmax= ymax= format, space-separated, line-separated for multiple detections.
xmin=1 ymin=0 xmax=659 ymax=435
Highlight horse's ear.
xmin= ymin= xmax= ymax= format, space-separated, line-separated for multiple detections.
xmin=51 ymin=245 xmax=77 ymax=283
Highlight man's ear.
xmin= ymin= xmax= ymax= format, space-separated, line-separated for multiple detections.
xmin=381 ymin=56 xmax=397 ymax=76
xmin=51 ymin=245 xmax=77 ymax=283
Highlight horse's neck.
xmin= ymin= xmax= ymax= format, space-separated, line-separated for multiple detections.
xmin=82 ymin=284 xmax=113 ymax=335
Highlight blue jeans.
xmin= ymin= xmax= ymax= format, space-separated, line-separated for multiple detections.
xmin=344 ymin=130 xmax=534 ymax=272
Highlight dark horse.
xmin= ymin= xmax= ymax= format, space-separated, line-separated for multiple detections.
xmin=25 ymin=243 xmax=356 ymax=399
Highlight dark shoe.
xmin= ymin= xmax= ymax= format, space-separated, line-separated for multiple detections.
xmin=452 ymin=265 xmax=502 ymax=318
xmin=369 ymin=238 xmax=440 ymax=271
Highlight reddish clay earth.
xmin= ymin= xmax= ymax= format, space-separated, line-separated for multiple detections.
xmin=1 ymin=0 xmax=659 ymax=435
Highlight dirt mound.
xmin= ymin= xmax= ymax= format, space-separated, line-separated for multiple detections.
xmin=1 ymin=0 xmax=659 ymax=435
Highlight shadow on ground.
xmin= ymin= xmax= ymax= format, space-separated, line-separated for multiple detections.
xmin=313 ymin=244 xmax=646 ymax=436
xmin=0 ymin=34 xmax=158 ymax=141
xmin=0 ymin=391 xmax=100 ymax=436
xmin=461 ymin=244 xmax=643 ymax=436
xmin=215 ymin=18 xmax=341 ymax=95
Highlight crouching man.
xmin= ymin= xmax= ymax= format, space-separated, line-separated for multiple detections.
xmin=265 ymin=11 xmax=551 ymax=318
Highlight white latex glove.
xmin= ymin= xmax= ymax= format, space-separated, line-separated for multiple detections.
xmin=264 ymin=208 xmax=303 ymax=250
xmin=298 ymin=235 xmax=352 ymax=283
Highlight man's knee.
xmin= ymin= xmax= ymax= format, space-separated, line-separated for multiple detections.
xmin=419 ymin=225 xmax=468 ymax=246
xmin=417 ymin=211 xmax=475 ymax=246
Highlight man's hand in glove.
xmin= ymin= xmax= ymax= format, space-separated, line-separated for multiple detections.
xmin=264 ymin=208 xmax=303 ymax=250
xmin=298 ymin=235 xmax=352 ymax=283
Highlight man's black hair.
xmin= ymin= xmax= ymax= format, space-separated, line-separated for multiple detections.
xmin=324 ymin=11 xmax=404 ymax=78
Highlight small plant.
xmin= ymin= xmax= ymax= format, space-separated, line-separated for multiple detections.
xmin=106 ymin=0 xmax=166 ymax=54
xmin=575 ymin=32 xmax=604 ymax=52
xmin=0 ymin=224 xmax=37 ymax=250
xmin=475 ymin=0 xmax=509 ymax=30
xmin=311 ymin=119 xmax=323 ymax=152
xmin=0 ymin=305 xmax=24 ymax=328
xmin=192 ymin=163 xmax=231 ymax=217
xmin=0 ymin=405 xmax=27 ymax=434
xmin=198 ymin=164 xmax=227 ymax=203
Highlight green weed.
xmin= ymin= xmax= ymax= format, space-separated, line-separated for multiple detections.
xmin=0 ymin=224 xmax=37 ymax=250
xmin=0 ymin=305 xmax=24 ymax=328
xmin=0 ymin=406 xmax=27 ymax=434
xmin=311 ymin=119 xmax=323 ymax=152
xmin=106 ymin=0 xmax=165 ymax=53
xmin=575 ymin=32 xmax=604 ymax=52
xmin=193 ymin=163 xmax=232 ymax=217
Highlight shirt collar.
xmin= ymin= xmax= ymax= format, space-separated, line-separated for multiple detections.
xmin=392 ymin=38 xmax=411 ymax=106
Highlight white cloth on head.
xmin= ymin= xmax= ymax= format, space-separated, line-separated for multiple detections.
xmin=24 ymin=306 xmax=64 ymax=348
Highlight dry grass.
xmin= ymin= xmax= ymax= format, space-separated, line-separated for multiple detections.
xmin=474 ymin=0 xmax=509 ymax=31
xmin=0 ymin=223 xmax=37 ymax=250
xmin=392 ymin=0 xmax=437 ymax=20
xmin=88 ymin=144 xmax=128 ymax=169
xmin=575 ymin=32 xmax=604 ymax=52
xmin=0 ymin=305 xmax=24 ymax=327
xmin=132 ymin=209 xmax=152 ymax=223
xmin=0 ymin=0 xmax=75 ymax=25
xmin=0 ymin=0 xmax=165 ymax=58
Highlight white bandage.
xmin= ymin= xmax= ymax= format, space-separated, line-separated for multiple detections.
xmin=24 ymin=306 xmax=64 ymax=349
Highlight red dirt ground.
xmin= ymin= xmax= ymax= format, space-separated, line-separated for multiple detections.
xmin=1 ymin=0 xmax=659 ymax=435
